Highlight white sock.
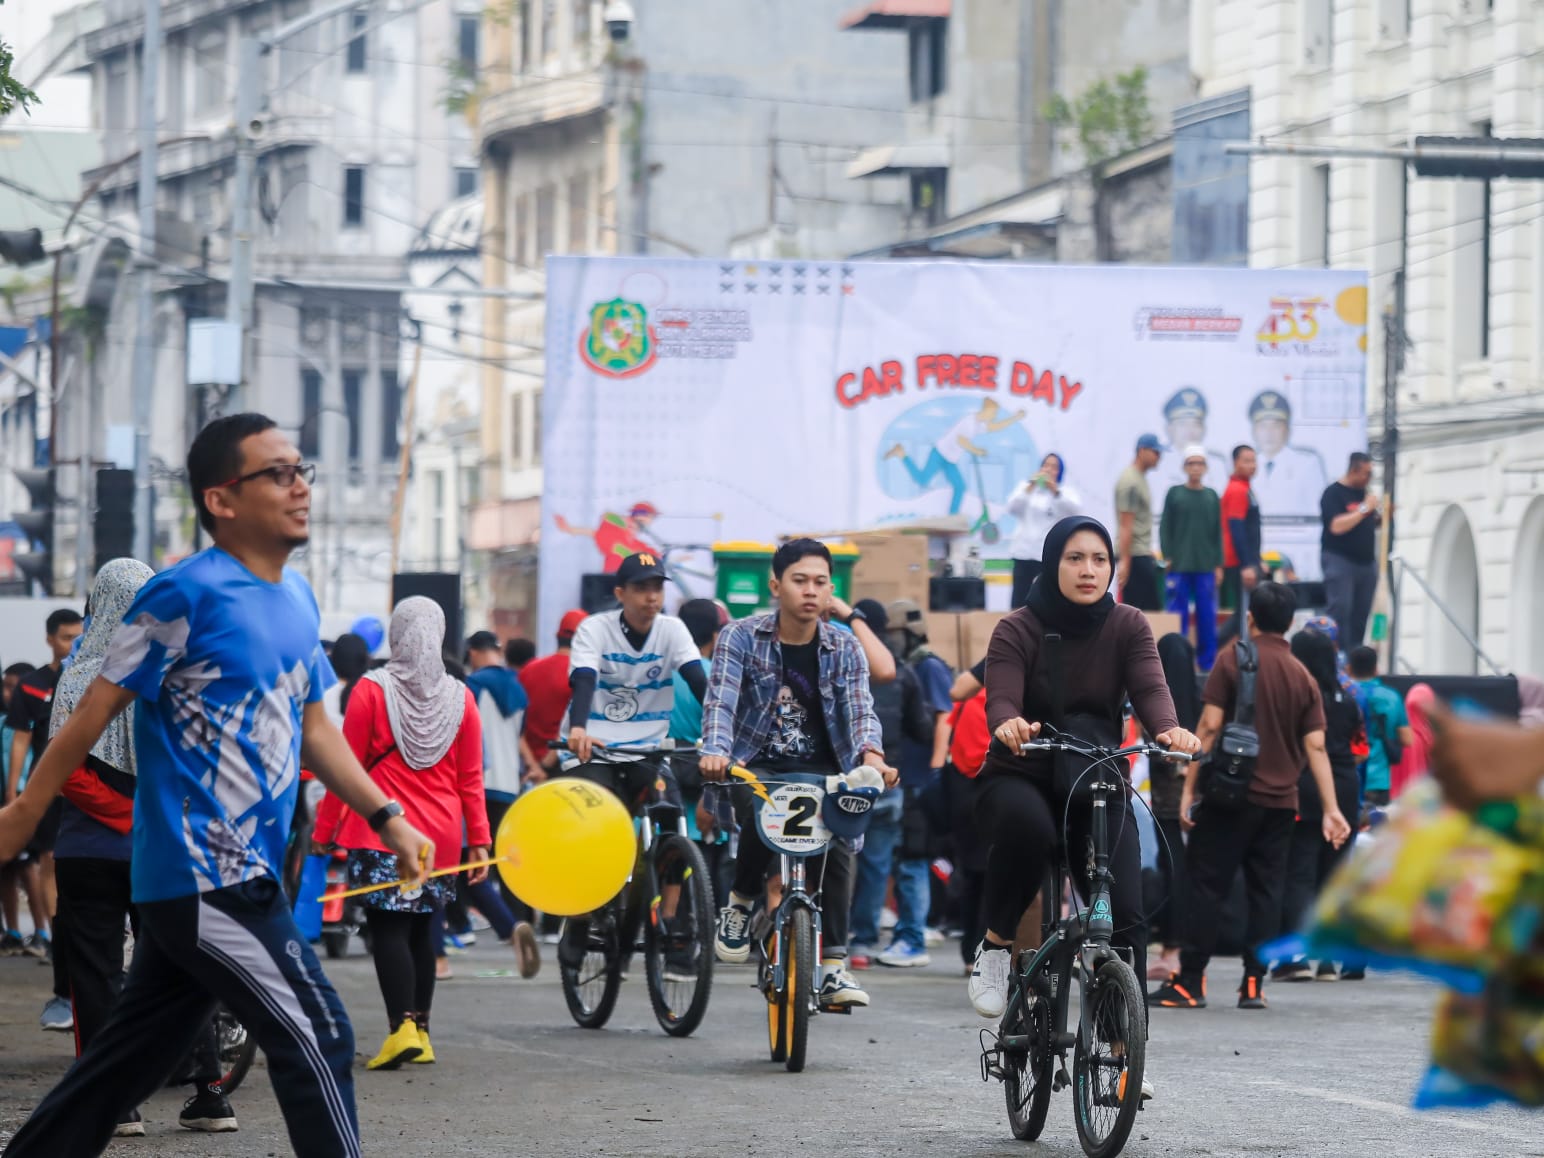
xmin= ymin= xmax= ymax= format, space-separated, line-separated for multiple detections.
xmin=822 ymin=957 xmax=844 ymax=979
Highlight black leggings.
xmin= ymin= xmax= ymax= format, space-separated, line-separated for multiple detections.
xmin=975 ymin=772 xmax=1147 ymax=983
xmin=364 ymin=910 xmax=435 ymax=1032
xmin=730 ymin=784 xmax=853 ymax=958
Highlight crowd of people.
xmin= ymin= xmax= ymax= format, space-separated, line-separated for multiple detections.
xmin=0 ymin=411 xmax=1538 ymax=1157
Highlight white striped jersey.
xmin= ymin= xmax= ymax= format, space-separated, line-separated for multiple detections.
xmin=563 ymin=610 xmax=699 ymax=761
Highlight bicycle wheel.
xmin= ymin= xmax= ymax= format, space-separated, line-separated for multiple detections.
xmin=783 ymin=905 xmax=814 ymax=1074
xmin=213 ymin=1006 xmax=257 ymax=1096
xmin=1002 ymin=987 xmax=1053 ymax=1140
xmin=764 ymin=928 xmax=787 ymax=1063
xmin=644 ymin=835 xmax=715 ymax=1037
xmin=1072 ymin=958 xmax=1146 ymax=1158
xmin=560 ymin=905 xmax=625 ymax=1030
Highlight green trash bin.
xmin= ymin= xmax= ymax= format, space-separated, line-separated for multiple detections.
xmin=713 ymin=541 xmax=775 ymax=616
xmin=828 ymin=542 xmax=860 ymax=605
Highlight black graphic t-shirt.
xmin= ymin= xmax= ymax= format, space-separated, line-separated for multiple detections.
xmin=756 ymin=639 xmax=834 ymax=769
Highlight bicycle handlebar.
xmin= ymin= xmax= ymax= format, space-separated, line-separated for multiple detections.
xmin=548 ymin=738 xmax=683 ymax=758
xmin=1018 ymin=738 xmax=1203 ymax=764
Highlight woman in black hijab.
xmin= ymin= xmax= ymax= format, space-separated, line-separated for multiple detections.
xmin=967 ymin=517 xmax=1201 ymax=1095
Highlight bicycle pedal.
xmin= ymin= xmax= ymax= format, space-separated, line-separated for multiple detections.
xmin=817 ymin=1003 xmax=853 ymax=1015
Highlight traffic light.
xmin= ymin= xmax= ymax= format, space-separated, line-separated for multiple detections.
xmin=11 ymin=467 xmax=55 ymax=595
xmin=94 ymin=469 xmax=136 ymax=571
xmin=1411 ymin=136 xmax=1544 ymax=180
xmin=0 ymin=229 xmax=45 ymax=266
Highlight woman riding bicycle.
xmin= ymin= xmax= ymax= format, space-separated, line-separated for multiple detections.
xmin=968 ymin=517 xmax=1201 ymax=1062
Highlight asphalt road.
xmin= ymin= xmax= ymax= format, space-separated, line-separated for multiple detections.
xmin=0 ymin=937 xmax=1540 ymax=1157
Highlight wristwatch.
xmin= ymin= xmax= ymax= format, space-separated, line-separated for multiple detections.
xmin=844 ymin=608 xmax=866 ymax=627
xmin=367 ymin=799 xmax=405 ymax=833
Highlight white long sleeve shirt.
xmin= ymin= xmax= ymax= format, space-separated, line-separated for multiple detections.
xmin=1005 ymin=481 xmax=1082 ymax=561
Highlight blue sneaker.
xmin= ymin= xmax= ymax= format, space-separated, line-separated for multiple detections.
xmin=714 ymin=902 xmax=752 ymax=964
xmin=878 ymin=941 xmax=932 ymax=968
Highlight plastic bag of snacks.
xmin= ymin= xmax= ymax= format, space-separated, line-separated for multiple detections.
xmin=1286 ymin=780 xmax=1544 ymax=992
xmin=1415 ymin=973 xmax=1544 ymax=1109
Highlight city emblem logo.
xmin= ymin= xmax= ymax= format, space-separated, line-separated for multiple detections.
xmin=579 ymin=297 xmax=658 ymax=378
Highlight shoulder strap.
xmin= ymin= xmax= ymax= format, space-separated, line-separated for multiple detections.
xmin=1042 ymin=633 xmax=1065 ymax=728
xmin=1233 ymin=639 xmax=1258 ymax=728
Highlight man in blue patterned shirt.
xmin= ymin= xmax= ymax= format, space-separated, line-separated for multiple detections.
xmin=700 ymin=539 xmax=894 ymax=1008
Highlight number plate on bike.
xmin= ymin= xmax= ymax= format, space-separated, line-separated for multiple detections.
xmin=756 ymin=784 xmax=830 ymax=854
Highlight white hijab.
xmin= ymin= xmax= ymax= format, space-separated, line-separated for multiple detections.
xmin=363 ymin=597 xmax=466 ymax=769
xmin=50 ymin=558 xmax=155 ymax=775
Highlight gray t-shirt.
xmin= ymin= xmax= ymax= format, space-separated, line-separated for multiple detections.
xmin=1115 ymin=465 xmax=1154 ymax=557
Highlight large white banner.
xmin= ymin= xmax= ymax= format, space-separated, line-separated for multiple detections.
xmin=540 ymin=258 xmax=1368 ymax=639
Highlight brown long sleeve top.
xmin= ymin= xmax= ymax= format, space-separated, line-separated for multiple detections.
xmin=982 ymin=603 xmax=1180 ymax=778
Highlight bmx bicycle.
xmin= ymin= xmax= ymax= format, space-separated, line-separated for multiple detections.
xmin=551 ymin=740 xmax=716 ymax=1036
xmin=735 ymin=767 xmax=881 ymax=1073
xmin=979 ymin=726 xmax=1200 ymax=1158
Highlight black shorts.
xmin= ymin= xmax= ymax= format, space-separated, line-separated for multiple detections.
xmin=565 ymin=758 xmax=683 ymax=824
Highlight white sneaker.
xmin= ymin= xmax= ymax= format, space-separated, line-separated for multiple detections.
xmin=968 ymin=941 xmax=1011 ymax=1019
xmin=819 ymin=965 xmax=870 ymax=1008
xmin=1142 ymin=1075 xmax=1155 ymax=1101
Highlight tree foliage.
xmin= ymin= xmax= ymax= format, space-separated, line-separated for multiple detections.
xmin=1045 ymin=67 xmax=1153 ymax=167
xmin=1 ymin=2 xmax=39 ymax=117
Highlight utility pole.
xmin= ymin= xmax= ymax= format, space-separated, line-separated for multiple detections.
xmin=130 ymin=0 xmax=161 ymax=564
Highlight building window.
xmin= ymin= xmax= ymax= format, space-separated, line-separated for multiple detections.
xmin=346 ymin=9 xmax=368 ymax=73
xmin=343 ymin=166 xmax=365 ymax=227
xmin=430 ymin=469 xmax=446 ymax=563
xmin=104 ymin=54 xmax=130 ymax=136
xmin=908 ymin=19 xmax=946 ymax=103
xmin=1453 ymin=126 xmax=1492 ymax=365
xmin=910 ymin=169 xmax=947 ymax=227
xmin=531 ymin=390 xmax=542 ymax=465
xmin=342 ymin=370 xmax=363 ymax=461
xmin=542 ymin=0 xmax=558 ymax=60
xmin=567 ymin=172 xmax=590 ymax=252
xmin=1302 ymin=0 xmax=1332 ymax=68
xmin=455 ymin=166 xmax=479 ymax=198
xmin=573 ymin=0 xmax=592 ymax=47
xmin=299 ymin=369 xmax=322 ymax=457
xmin=380 ymin=370 xmax=401 ymax=459
xmin=516 ymin=0 xmax=532 ymax=72
xmin=457 ymin=15 xmax=479 ymax=74
xmin=195 ymin=29 xmax=225 ymax=110
xmin=1302 ymin=163 xmax=1330 ymax=266
xmin=1377 ymin=0 xmax=1410 ymax=41
xmin=510 ymin=392 xmax=525 ymax=467
xmin=536 ymin=184 xmax=556 ymax=257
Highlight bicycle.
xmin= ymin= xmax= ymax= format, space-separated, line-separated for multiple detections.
xmin=736 ymin=767 xmax=880 ymax=1073
xmin=550 ymin=740 xmax=716 ymax=1037
xmin=213 ymin=1004 xmax=257 ymax=1094
xmin=979 ymin=727 xmax=1200 ymax=1158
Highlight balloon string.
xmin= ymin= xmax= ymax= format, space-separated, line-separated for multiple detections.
xmin=315 ymin=856 xmax=507 ymax=903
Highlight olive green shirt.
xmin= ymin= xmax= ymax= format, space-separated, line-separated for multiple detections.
xmin=1114 ymin=465 xmax=1153 ymax=557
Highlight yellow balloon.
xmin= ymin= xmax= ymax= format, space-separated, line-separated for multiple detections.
xmin=495 ymin=779 xmax=635 ymax=916
xmin=1336 ymin=285 xmax=1368 ymax=327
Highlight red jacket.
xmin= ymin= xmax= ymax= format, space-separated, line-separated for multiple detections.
xmin=313 ymin=679 xmax=491 ymax=857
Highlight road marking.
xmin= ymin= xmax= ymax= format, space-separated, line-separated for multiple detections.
xmin=1247 ymin=1078 xmax=1543 ymax=1150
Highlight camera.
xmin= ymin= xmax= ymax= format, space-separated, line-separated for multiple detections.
xmin=603 ymin=0 xmax=635 ymax=41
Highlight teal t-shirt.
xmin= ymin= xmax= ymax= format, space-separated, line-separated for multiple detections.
xmin=668 ymin=656 xmax=710 ymax=744
xmin=1356 ymin=677 xmax=1409 ymax=792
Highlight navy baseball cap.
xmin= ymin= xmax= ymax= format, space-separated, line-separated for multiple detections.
xmin=615 ymin=551 xmax=667 ymax=585
xmin=1135 ymin=433 xmax=1163 ymax=452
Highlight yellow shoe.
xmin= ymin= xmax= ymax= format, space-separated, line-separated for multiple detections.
xmin=366 ymin=1022 xmax=423 ymax=1071
xmin=410 ymin=1028 xmax=436 ymax=1064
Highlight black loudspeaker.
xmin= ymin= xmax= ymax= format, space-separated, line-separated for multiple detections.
xmin=929 ymin=576 xmax=986 ymax=612
xmin=580 ymin=572 xmax=620 ymax=614
xmin=94 ymin=469 xmax=135 ymax=570
xmin=1286 ymin=580 xmax=1328 ymax=612
xmin=1382 ymin=675 xmax=1520 ymax=721
xmin=391 ymin=572 xmax=462 ymax=654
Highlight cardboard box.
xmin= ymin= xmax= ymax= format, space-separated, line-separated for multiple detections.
xmin=1144 ymin=611 xmax=1183 ymax=642
xmin=846 ymin=531 xmax=931 ymax=611
xmin=917 ymin=609 xmax=1007 ymax=673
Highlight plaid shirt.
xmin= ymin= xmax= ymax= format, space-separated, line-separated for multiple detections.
xmin=702 ymin=612 xmax=882 ymax=771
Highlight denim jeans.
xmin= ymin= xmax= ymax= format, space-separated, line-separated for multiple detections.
xmin=849 ymin=793 xmax=903 ymax=948
xmin=889 ymin=856 xmax=932 ymax=952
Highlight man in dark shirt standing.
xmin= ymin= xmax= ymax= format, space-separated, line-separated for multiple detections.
xmin=1320 ymin=452 xmax=1381 ymax=648
xmin=1150 ymin=582 xmax=1351 ymax=1012
xmin=6 ymin=607 xmax=84 ymax=1031
xmin=1220 ymin=445 xmax=1262 ymax=613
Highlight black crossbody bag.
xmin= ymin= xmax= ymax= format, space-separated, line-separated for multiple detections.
xmin=1202 ymin=639 xmax=1260 ymax=811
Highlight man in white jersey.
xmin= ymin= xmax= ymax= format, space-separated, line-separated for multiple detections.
xmin=557 ymin=552 xmax=708 ymax=970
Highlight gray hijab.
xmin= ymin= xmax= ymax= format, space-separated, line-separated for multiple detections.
xmin=363 ymin=597 xmax=466 ymax=769
xmin=50 ymin=558 xmax=155 ymax=775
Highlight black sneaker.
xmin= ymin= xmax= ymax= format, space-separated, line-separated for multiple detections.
xmin=1237 ymin=975 xmax=1268 ymax=1010
xmin=1270 ymin=960 xmax=1312 ymax=983
xmin=179 ymin=1084 xmax=238 ymax=1133
xmin=1147 ymin=974 xmax=1206 ymax=1009
xmin=663 ymin=944 xmax=698 ymax=983
xmin=113 ymin=1109 xmax=145 ymax=1138
xmin=557 ymin=918 xmax=591 ymax=971
xmin=1339 ymin=966 xmax=1366 ymax=981
xmin=1315 ymin=961 xmax=1339 ymax=982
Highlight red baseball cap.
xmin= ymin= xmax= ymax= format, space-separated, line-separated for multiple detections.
xmin=557 ymin=609 xmax=587 ymax=640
